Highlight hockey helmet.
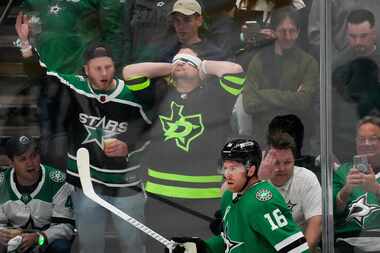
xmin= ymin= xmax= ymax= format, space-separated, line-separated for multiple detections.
xmin=221 ymin=138 xmax=262 ymax=168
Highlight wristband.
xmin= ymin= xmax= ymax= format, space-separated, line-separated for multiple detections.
xmin=201 ymin=60 xmax=208 ymax=75
xmin=36 ymin=232 xmax=46 ymax=247
xmin=14 ymin=38 xmax=31 ymax=49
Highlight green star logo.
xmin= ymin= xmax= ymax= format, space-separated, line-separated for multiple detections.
xmin=159 ymin=101 xmax=204 ymax=152
xmin=222 ymin=222 xmax=244 ymax=252
xmin=82 ymin=126 xmax=115 ymax=150
xmin=347 ymin=193 xmax=380 ymax=228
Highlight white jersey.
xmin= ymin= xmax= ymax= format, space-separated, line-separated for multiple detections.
xmin=0 ymin=165 xmax=75 ymax=243
xmin=271 ymin=166 xmax=322 ymax=228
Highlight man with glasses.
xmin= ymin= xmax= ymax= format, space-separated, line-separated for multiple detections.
xmin=167 ymin=138 xmax=310 ymax=253
xmin=259 ymin=132 xmax=322 ymax=252
xmin=334 ymin=115 xmax=380 ymax=252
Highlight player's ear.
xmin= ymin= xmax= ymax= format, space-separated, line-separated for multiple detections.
xmin=84 ymin=65 xmax=89 ymax=76
xmin=247 ymin=165 xmax=256 ymax=177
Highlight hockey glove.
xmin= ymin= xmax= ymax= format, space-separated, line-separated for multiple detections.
xmin=209 ymin=209 xmax=223 ymax=235
xmin=165 ymin=237 xmax=207 ymax=253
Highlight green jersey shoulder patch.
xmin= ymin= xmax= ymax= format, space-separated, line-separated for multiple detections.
xmin=256 ymin=188 xmax=273 ymax=201
xmin=49 ymin=169 xmax=66 ymax=183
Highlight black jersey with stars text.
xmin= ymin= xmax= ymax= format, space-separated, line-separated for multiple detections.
xmin=334 ymin=163 xmax=380 ymax=236
xmin=23 ymin=50 xmax=153 ymax=192
xmin=205 ymin=181 xmax=309 ymax=253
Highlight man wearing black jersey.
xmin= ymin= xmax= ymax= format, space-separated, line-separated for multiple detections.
xmin=15 ymin=13 xmax=167 ymax=253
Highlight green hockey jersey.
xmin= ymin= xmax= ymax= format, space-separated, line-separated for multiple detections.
xmin=0 ymin=165 xmax=75 ymax=243
xmin=205 ymin=181 xmax=310 ymax=253
xmin=333 ymin=163 xmax=380 ymax=236
xmin=22 ymin=0 xmax=122 ymax=73
xmin=24 ymin=51 xmax=153 ymax=191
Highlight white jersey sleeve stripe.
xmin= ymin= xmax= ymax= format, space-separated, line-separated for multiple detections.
xmin=274 ymin=232 xmax=305 ymax=251
xmin=288 ymin=242 xmax=309 ymax=253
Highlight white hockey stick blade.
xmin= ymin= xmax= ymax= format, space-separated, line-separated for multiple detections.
xmin=76 ymin=148 xmax=177 ymax=252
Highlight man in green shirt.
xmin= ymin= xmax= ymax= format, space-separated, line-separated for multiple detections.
xmin=167 ymin=138 xmax=309 ymax=253
xmin=334 ymin=115 xmax=380 ymax=252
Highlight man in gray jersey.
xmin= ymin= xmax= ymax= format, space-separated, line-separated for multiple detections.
xmin=0 ymin=136 xmax=74 ymax=253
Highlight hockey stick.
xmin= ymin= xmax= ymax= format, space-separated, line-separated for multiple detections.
xmin=76 ymin=148 xmax=177 ymax=252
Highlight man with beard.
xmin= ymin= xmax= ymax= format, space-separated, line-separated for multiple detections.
xmin=334 ymin=115 xmax=380 ymax=252
xmin=16 ymin=12 xmax=160 ymax=253
xmin=334 ymin=9 xmax=380 ymax=69
xmin=166 ymin=138 xmax=309 ymax=253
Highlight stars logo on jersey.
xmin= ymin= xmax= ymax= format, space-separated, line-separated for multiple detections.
xmin=83 ymin=125 xmax=104 ymax=149
xmin=79 ymin=113 xmax=127 ymax=149
xmin=159 ymin=101 xmax=204 ymax=152
xmin=49 ymin=170 xmax=66 ymax=183
xmin=49 ymin=4 xmax=62 ymax=15
xmin=156 ymin=1 xmax=165 ymax=7
xmin=287 ymin=200 xmax=297 ymax=212
xmin=256 ymin=189 xmax=273 ymax=201
xmin=222 ymin=222 xmax=244 ymax=252
xmin=347 ymin=193 xmax=380 ymax=228
xmin=82 ymin=126 xmax=115 ymax=150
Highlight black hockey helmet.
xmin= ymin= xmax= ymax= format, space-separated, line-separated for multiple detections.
xmin=221 ymin=138 xmax=262 ymax=169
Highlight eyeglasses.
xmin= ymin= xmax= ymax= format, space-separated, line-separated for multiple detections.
xmin=356 ymin=136 xmax=380 ymax=145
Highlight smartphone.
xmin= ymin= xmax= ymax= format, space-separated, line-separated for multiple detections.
xmin=353 ymin=154 xmax=369 ymax=174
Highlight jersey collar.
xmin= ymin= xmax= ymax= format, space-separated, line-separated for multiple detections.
xmin=88 ymin=79 xmax=124 ymax=103
xmin=10 ymin=164 xmax=46 ymax=200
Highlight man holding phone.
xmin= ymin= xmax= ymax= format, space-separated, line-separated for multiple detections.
xmin=333 ymin=115 xmax=380 ymax=252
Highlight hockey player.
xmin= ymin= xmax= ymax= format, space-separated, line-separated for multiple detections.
xmin=0 ymin=136 xmax=74 ymax=253
xmin=15 ymin=13 xmax=164 ymax=253
xmin=168 ymin=138 xmax=310 ymax=253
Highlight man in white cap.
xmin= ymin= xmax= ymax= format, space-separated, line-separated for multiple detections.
xmin=164 ymin=0 xmax=226 ymax=61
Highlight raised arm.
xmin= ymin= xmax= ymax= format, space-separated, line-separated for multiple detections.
xmin=122 ymin=62 xmax=172 ymax=80
xmin=201 ymin=60 xmax=243 ymax=77
xmin=15 ymin=12 xmax=32 ymax=58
